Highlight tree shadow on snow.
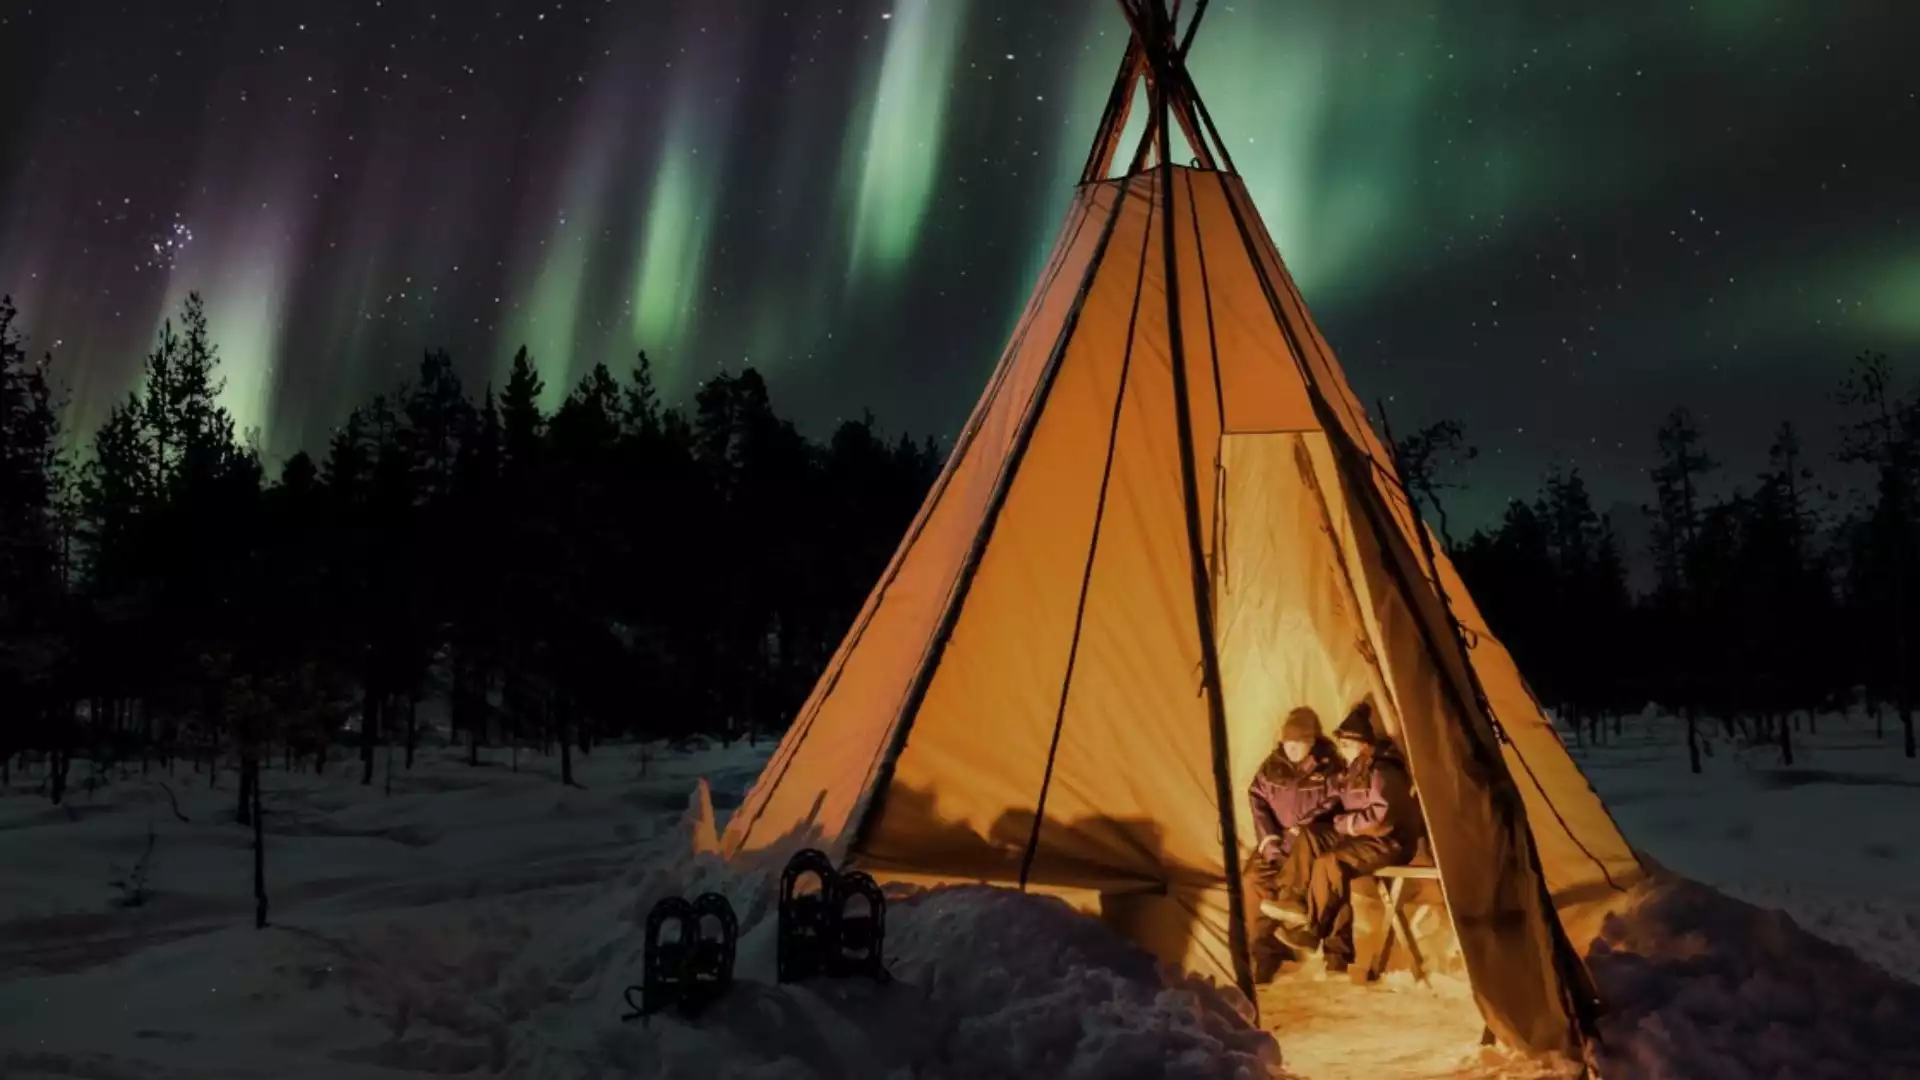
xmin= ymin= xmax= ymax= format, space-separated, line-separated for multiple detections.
xmin=1752 ymin=767 xmax=1920 ymax=792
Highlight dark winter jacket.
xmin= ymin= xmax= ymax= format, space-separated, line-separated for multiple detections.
xmin=1247 ymin=737 xmax=1340 ymax=859
xmin=1321 ymin=746 xmax=1424 ymax=847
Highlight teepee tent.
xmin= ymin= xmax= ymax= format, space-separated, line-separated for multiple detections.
xmin=723 ymin=0 xmax=1643 ymax=1059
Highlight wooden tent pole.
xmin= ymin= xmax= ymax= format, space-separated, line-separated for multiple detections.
xmin=1137 ymin=0 xmax=1257 ymax=1009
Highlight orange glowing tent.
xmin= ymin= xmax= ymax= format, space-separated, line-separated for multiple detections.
xmin=723 ymin=0 xmax=1643 ymax=1059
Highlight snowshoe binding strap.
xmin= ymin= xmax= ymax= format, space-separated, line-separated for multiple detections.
xmin=683 ymin=892 xmax=738 ymax=1012
xmin=830 ymin=870 xmax=889 ymax=982
xmin=778 ymin=848 xmax=839 ymax=983
xmin=632 ymin=895 xmax=695 ymax=1018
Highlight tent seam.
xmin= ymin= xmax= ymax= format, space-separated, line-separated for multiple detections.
xmin=841 ymin=175 xmax=1146 ymax=862
xmin=1018 ymin=161 xmax=1160 ymax=892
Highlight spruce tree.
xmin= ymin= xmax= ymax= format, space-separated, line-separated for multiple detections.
xmin=0 ymin=298 xmax=68 ymax=787
xmin=1836 ymin=352 xmax=1919 ymax=756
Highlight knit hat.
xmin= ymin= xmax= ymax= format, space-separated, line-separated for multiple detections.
xmin=1279 ymin=706 xmax=1322 ymax=743
xmin=1334 ymin=702 xmax=1377 ymax=744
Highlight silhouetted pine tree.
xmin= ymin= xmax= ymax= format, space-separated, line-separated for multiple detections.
xmin=1835 ymin=351 xmax=1919 ymax=757
xmin=1739 ymin=423 xmax=1834 ymax=762
xmin=449 ymin=385 xmax=502 ymax=764
xmin=495 ymin=348 xmax=552 ymax=766
xmin=1646 ymin=407 xmax=1719 ymax=772
xmin=611 ymin=355 xmax=709 ymax=737
xmin=73 ymin=294 xmax=257 ymax=794
xmin=0 ymin=297 xmax=70 ymax=788
xmin=394 ymin=350 xmax=473 ymax=767
xmin=546 ymin=361 xmax=631 ymax=783
xmin=1539 ymin=468 xmax=1630 ymax=742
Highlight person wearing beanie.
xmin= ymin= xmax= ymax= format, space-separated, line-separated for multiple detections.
xmin=1244 ymin=705 xmax=1340 ymax=982
xmin=1258 ymin=700 xmax=1424 ymax=974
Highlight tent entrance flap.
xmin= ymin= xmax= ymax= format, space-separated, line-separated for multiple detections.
xmin=1215 ymin=431 xmax=1403 ymax=826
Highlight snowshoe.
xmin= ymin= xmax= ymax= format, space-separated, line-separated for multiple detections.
xmin=777 ymin=848 xmax=839 ymax=983
xmin=830 ymin=870 xmax=889 ymax=982
xmin=682 ymin=892 xmax=738 ymax=1012
xmin=631 ymin=895 xmax=696 ymax=1017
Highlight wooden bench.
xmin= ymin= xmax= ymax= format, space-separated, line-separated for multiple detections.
xmin=1350 ymin=863 xmax=1441 ymax=985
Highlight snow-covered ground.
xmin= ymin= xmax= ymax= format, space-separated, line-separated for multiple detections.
xmin=1 ymin=711 xmax=1917 ymax=1079
xmin=1576 ymin=709 xmax=1920 ymax=988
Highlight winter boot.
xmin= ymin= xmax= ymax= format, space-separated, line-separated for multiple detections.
xmin=1259 ymin=892 xmax=1311 ymax=927
xmin=1252 ymin=938 xmax=1287 ymax=985
xmin=1276 ymin=922 xmax=1320 ymax=953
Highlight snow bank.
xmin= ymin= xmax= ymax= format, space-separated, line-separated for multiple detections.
xmin=491 ymin=795 xmax=1279 ymax=1079
xmin=1588 ymin=872 xmax=1920 ymax=1080
xmin=1575 ymin=708 xmax=1920 ymax=988
xmin=9 ymin=713 xmax=1920 ymax=1080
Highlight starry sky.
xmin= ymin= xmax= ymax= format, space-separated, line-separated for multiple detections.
xmin=2 ymin=0 xmax=1917 ymax=526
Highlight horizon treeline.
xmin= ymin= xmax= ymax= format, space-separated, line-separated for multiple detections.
xmin=3 ymin=292 xmax=1917 ymax=807
xmin=1412 ymin=350 xmax=1919 ymax=770
xmin=0 ymin=293 xmax=939 ymax=805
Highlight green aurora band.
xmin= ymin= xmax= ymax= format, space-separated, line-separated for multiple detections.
xmin=842 ymin=0 xmax=971 ymax=290
xmin=0 ymin=0 xmax=1911 ymax=493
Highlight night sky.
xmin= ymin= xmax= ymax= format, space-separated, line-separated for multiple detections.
xmin=2 ymin=1 xmax=1917 ymax=526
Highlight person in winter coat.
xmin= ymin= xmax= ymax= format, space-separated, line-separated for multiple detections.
xmin=1245 ymin=706 xmax=1341 ymax=982
xmin=1258 ymin=701 xmax=1423 ymax=973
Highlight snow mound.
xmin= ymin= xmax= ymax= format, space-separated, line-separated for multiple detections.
xmin=1590 ymin=874 xmax=1920 ymax=1080
xmin=486 ymin=852 xmax=1278 ymax=1078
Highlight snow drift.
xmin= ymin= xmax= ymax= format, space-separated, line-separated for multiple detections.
xmin=1589 ymin=872 xmax=1920 ymax=1080
xmin=7 ymin=714 xmax=1920 ymax=1079
xmin=494 ymin=793 xmax=1281 ymax=1079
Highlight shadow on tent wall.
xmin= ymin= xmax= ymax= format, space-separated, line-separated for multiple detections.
xmin=843 ymin=782 xmax=1213 ymax=991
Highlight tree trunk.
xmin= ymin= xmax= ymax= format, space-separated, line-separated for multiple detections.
xmin=361 ymin=688 xmax=379 ymax=786
xmin=559 ymin=698 xmax=575 ymax=788
xmin=469 ymin=721 xmax=481 ymax=767
xmin=1685 ymin=708 xmax=1702 ymax=774
xmin=1877 ymin=699 xmax=1886 ymax=740
xmin=237 ymin=756 xmax=255 ymax=826
xmin=1777 ymin=710 xmax=1793 ymax=766
xmin=50 ymin=747 xmax=69 ymax=804
xmin=450 ymin=651 xmax=468 ymax=763
xmin=252 ymin=757 xmax=268 ymax=929
xmin=404 ymin=693 xmax=418 ymax=770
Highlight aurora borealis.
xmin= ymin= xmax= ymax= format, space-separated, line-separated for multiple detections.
xmin=1 ymin=1 xmax=1916 ymax=520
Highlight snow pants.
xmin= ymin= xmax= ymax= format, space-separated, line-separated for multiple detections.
xmin=1270 ymin=825 xmax=1409 ymax=963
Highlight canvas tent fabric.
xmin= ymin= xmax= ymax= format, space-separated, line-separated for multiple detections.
xmin=722 ymin=0 xmax=1643 ymax=1061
